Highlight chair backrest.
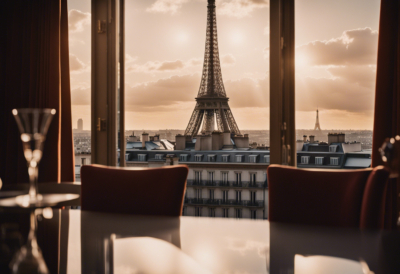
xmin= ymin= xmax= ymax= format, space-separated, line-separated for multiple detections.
xmin=81 ymin=165 xmax=189 ymax=216
xmin=267 ymin=165 xmax=389 ymax=228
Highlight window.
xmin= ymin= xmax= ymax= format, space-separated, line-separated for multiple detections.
xmin=195 ymin=189 xmax=202 ymax=200
xmin=222 ymin=191 xmax=228 ymax=203
xmin=329 ymin=145 xmax=338 ymax=153
xmin=194 ymin=171 xmax=202 ymax=184
xmin=235 ymin=191 xmax=242 ymax=203
xmin=250 ymin=173 xmax=257 ymax=184
xmin=250 ymin=191 xmax=256 ymax=204
xmin=301 ymin=156 xmax=310 ymax=164
xmin=209 ymin=189 xmax=214 ymax=200
xmin=195 ymin=207 xmax=202 ymax=217
xmin=235 ymin=173 xmax=242 ymax=184
xmin=222 ymin=155 xmax=230 ymax=162
xmin=138 ymin=154 xmax=147 ymax=161
xmin=209 ymin=208 xmax=215 ymax=217
xmin=264 ymin=155 xmax=270 ymax=164
xmin=221 ymin=172 xmax=229 ymax=184
xmin=235 ymin=209 xmax=242 ymax=218
xmin=249 ymin=155 xmax=258 ymax=163
xmin=194 ymin=154 xmax=203 ymax=162
xmin=179 ymin=154 xmax=188 ymax=162
xmin=207 ymin=155 xmax=216 ymax=162
xmin=315 ymin=157 xmax=324 ymax=165
xmin=182 ymin=207 xmax=186 ymax=216
xmin=236 ymin=155 xmax=243 ymax=163
xmin=330 ymin=157 xmax=339 ymax=166
xmin=223 ymin=208 xmax=229 ymax=218
xmin=155 ymin=154 xmax=164 ymax=160
xmin=208 ymin=172 xmax=214 ymax=183
xmin=251 ymin=210 xmax=257 ymax=219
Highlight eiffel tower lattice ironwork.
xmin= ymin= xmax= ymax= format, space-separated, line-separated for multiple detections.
xmin=184 ymin=0 xmax=241 ymax=138
xmin=314 ymin=108 xmax=321 ymax=130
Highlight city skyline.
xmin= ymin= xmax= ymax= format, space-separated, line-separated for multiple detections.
xmin=68 ymin=0 xmax=380 ymax=130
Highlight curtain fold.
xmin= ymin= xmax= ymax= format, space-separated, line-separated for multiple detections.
xmin=372 ymin=0 xmax=399 ymax=229
xmin=0 ymin=0 xmax=75 ymax=184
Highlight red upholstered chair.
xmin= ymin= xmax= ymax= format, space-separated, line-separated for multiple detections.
xmin=80 ymin=165 xmax=189 ymax=216
xmin=267 ymin=165 xmax=389 ymax=229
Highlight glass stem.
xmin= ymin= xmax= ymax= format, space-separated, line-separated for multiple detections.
xmin=26 ymin=210 xmax=38 ymax=250
xmin=28 ymin=163 xmax=39 ymax=201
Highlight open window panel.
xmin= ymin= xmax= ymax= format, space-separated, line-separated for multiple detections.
xmin=295 ymin=0 xmax=379 ymax=169
xmin=123 ymin=1 xmax=270 ymax=161
xmin=68 ymin=0 xmax=92 ymax=181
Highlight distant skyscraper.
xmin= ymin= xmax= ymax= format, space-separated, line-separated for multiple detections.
xmin=78 ymin=118 xmax=83 ymax=131
xmin=314 ymin=108 xmax=321 ymax=130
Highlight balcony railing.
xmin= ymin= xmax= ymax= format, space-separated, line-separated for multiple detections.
xmin=187 ymin=180 xmax=266 ymax=188
xmin=184 ymin=198 xmax=264 ymax=208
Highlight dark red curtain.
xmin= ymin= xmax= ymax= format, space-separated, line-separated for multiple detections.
xmin=0 ymin=0 xmax=75 ymax=184
xmin=372 ymin=0 xmax=400 ymax=228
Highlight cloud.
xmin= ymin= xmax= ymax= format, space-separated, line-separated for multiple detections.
xmin=127 ymin=54 xmax=236 ymax=73
xmin=146 ymin=0 xmax=189 ymax=15
xmin=263 ymin=26 xmax=269 ymax=35
xmin=217 ymin=0 xmax=269 ymax=18
xmin=68 ymin=9 xmax=91 ymax=33
xmin=69 ymin=54 xmax=88 ymax=73
xmin=71 ymin=87 xmax=90 ymax=105
xmin=296 ymin=27 xmax=378 ymax=66
xmin=225 ymin=237 xmax=268 ymax=259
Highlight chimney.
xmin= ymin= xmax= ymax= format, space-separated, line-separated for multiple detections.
xmin=81 ymin=158 xmax=86 ymax=166
xmin=142 ymin=132 xmax=149 ymax=148
xmin=223 ymin=132 xmax=232 ymax=147
xmin=175 ymin=135 xmax=186 ymax=150
xmin=303 ymin=135 xmax=307 ymax=142
xmin=309 ymin=135 xmax=315 ymax=143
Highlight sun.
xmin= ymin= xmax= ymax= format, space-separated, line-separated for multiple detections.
xmin=230 ymin=31 xmax=244 ymax=44
xmin=296 ymin=53 xmax=309 ymax=67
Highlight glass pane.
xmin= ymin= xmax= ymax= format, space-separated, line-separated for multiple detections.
xmin=295 ymin=0 xmax=379 ymax=168
xmin=125 ymin=0 xmax=269 ymax=218
xmin=68 ymin=0 xmax=92 ymax=181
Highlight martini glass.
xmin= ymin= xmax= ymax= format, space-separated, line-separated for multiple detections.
xmin=12 ymin=108 xmax=56 ymax=206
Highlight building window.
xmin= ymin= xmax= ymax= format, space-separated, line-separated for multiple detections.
xmin=236 ymin=155 xmax=243 ymax=162
xmin=249 ymin=155 xmax=258 ymax=163
xmin=182 ymin=207 xmax=186 ymax=216
xmin=329 ymin=145 xmax=338 ymax=152
xmin=221 ymin=172 xmax=229 ymax=184
xmin=207 ymin=154 xmax=216 ymax=162
xmin=264 ymin=155 xmax=270 ymax=164
xmin=209 ymin=189 xmax=215 ymax=200
xmin=315 ymin=157 xmax=324 ymax=165
xmin=250 ymin=191 xmax=256 ymax=204
xmin=223 ymin=208 xmax=229 ymax=218
xmin=235 ymin=172 xmax=242 ymax=184
xmin=209 ymin=208 xmax=215 ymax=217
xmin=155 ymin=154 xmax=164 ymax=160
xmin=208 ymin=171 xmax=214 ymax=183
xmin=330 ymin=157 xmax=339 ymax=165
xmin=251 ymin=210 xmax=257 ymax=219
xmin=222 ymin=190 xmax=228 ymax=203
xmin=222 ymin=154 xmax=230 ymax=162
xmin=236 ymin=191 xmax=242 ymax=203
xmin=195 ymin=207 xmax=202 ymax=217
xmin=301 ymin=156 xmax=310 ymax=164
xmin=138 ymin=154 xmax=147 ymax=161
xmin=194 ymin=154 xmax=203 ymax=162
xmin=235 ymin=209 xmax=242 ymax=218
xmin=194 ymin=171 xmax=202 ymax=184
xmin=195 ymin=188 xmax=202 ymax=200
xmin=179 ymin=154 xmax=188 ymax=162
xmin=250 ymin=173 xmax=256 ymax=185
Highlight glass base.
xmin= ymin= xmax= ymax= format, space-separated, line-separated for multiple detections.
xmin=0 ymin=193 xmax=79 ymax=208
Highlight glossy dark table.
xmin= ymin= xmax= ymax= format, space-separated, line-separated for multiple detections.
xmin=1 ymin=208 xmax=400 ymax=274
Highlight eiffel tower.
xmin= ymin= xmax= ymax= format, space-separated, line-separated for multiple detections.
xmin=184 ymin=0 xmax=241 ymax=138
xmin=314 ymin=108 xmax=321 ymax=130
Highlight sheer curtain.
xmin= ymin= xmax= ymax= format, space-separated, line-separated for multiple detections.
xmin=0 ymin=0 xmax=74 ymax=184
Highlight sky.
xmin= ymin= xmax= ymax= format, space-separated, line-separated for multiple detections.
xmin=68 ymin=0 xmax=380 ymax=130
